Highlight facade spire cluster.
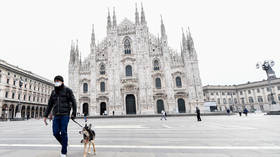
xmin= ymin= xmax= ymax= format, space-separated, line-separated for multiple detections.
xmin=106 ymin=4 xmax=148 ymax=33
xmin=133 ymin=3 xmax=147 ymax=25
xmin=107 ymin=7 xmax=118 ymax=34
xmin=69 ymin=40 xmax=80 ymax=65
xmin=181 ymin=27 xmax=196 ymax=58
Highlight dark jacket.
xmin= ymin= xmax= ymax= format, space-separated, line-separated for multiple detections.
xmin=196 ymin=108 xmax=200 ymax=115
xmin=44 ymin=84 xmax=77 ymax=117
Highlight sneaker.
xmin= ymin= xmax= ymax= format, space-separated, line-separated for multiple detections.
xmin=61 ymin=154 xmax=67 ymax=157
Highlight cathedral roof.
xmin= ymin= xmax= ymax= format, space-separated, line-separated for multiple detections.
xmin=117 ymin=18 xmax=135 ymax=29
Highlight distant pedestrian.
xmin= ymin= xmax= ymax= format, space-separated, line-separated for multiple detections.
xmin=161 ymin=110 xmax=167 ymax=120
xmin=243 ymin=108 xmax=248 ymax=116
xmin=84 ymin=114 xmax=88 ymax=122
xmin=196 ymin=107 xmax=202 ymax=121
xmin=238 ymin=108 xmax=242 ymax=116
xmin=112 ymin=110 xmax=115 ymax=116
xmin=226 ymin=109 xmax=230 ymax=115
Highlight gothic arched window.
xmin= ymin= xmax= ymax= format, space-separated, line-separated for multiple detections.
xmin=153 ymin=60 xmax=160 ymax=71
xmin=100 ymin=82 xmax=105 ymax=92
xmin=126 ymin=65 xmax=132 ymax=77
xmin=176 ymin=76 xmax=182 ymax=88
xmin=155 ymin=78 xmax=161 ymax=89
xmin=83 ymin=83 xmax=88 ymax=93
xmin=100 ymin=64 xmax=105 ymax=75
xmin=124 ymin=39 xmax=131 ymax=54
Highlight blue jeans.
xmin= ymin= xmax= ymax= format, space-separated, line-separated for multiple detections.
xmin=53 ymin=115 xmax=70 ymax=155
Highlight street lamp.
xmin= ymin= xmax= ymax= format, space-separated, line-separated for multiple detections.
xmin=256 ymin=60 xmax=277 ymax=112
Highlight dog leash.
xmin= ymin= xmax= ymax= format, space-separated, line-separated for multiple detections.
xmin=72 ymin=119 xmax=83 ymax=128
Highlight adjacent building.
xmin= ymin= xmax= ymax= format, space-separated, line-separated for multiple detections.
xmin=68 ymin=5 xmax=204 ymax=116
xmin=0 ymin=59 xmax=54 ymax=119
xmin=203 ymin=78 xmax=280 ymax=112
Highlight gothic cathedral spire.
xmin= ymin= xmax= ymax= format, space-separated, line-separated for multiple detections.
xmin=113 ymin=7 xmax=117 ymax=28
xmin=135 ymin=3 xmax=140 ymax=25
xmin=107 ymin=8 xmax=111 ymax=31
xmin=160 ymin=15 xmax=166 ymax=38
xmin=75 ymin=39 xmax=79 ymax=54
xmin=140 ymin=3 xmax=146 ymax=25
xmin=160 ymin=15 xmax=167 ymax=46
xmin=91 ymin=24 xmax=95 ymax=47
xmin=69 ymin=40 xmax=75 ymax=64
xmin=182 ymin=28 xmax=187 ymax=51
xmin=187 ymin=27 xmax=194 ymax=53
xmin=186 ymin=27 xmax=197 ymax=59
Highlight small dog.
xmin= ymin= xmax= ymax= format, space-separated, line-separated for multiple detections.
xmin=79 ymin=123 xmax=96 ymax=156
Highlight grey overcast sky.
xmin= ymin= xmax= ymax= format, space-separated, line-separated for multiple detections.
xmin=0 ymin=0 xmax=279 ymax=86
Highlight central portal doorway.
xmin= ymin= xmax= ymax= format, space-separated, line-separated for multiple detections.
xmin=100 ymin=102 xmax=106 ymax=115
xmin=126 ymin=94 xmax=136 ymax=114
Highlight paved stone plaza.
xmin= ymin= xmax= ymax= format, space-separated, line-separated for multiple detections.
xmin=0 ymin=114 xmax=280 ymax=157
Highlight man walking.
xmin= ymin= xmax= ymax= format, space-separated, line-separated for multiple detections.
xmin=43 ymin=75 xmax=77 ymax=157
xmin=196 ymin=107 xmax=202 ymax=121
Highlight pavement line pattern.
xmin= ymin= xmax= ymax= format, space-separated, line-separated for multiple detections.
xmin=0 ymin=144 xmax=280 ymax=150
xmin=94 ymin=125 xmax=147 ymax=129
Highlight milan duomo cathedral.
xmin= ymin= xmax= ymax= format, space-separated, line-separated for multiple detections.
xmin=68 ymin=4 xmax=204 ymax=116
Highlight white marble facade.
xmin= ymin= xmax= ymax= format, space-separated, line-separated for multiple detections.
xmin=68 ymin=5 xmax=204 ymax=116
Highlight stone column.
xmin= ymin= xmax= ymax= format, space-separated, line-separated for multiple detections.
xmin=17 ymin=105 xmax=22 ymax=118
xmin=36 ymin=107 xmax=39 ymax=119
xmin=6 ymin=104 xmax=10 ymax=119
xmin=24 ymin=106 xmax=27 ymax=119
xmin=30 ymin=106 xmax=32 ymax=118
xmin=39 ymin=107 xmax=41 ymax=118
xmin=13 ymin=106 xmax=16 ymax=119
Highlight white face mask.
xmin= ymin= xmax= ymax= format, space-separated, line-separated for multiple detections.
xmin=54 ymin=81 xmax=62 ymax=87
